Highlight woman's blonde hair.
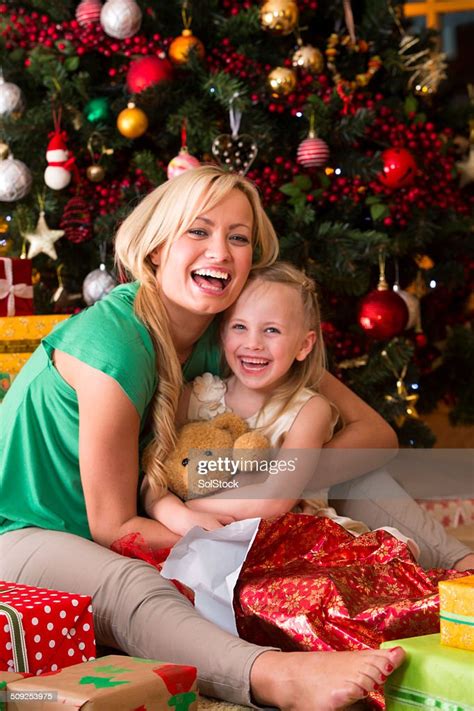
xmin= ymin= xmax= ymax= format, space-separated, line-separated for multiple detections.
xmin=114 ymin=165 xmax=279 ymax=495
xmin=230 ymin=261 xmax=326 ymax=426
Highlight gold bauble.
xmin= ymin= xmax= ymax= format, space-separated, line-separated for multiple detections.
xmin=0 ymin=215 xmax=9 ymax=234
xmin=259 ymin=0 xmax=299 ymax=36
xmin=117 ymin=102 xmax=148 ymax=139
xmin=0 ymin=141 xmax=9 ymax=159
xmin=169 ymin=29 xmax=205 ymax=66
xmin=31 ymin=267 xmax=41 ymax=286
xmin=292 ymin=44 xmax=324 ymax=74
xmin=0 ymin=237 xmax=12 ymax=256
xmin=267 ymin=66 xmax=297 ymax=97
xmin=86 ymin=164 xmax=105 ymax=182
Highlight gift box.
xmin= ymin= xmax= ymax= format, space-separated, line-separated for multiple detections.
xmin=417 ymin=497 xmax=474 ymax=528
xmin=0 ymin=582 xmax=96 ymax=675
xmin=0 ymin=671 xmax=32 ymax=711
xmin=439 ymin=575 xmax=474 ymax=651
xmin=0 ymin=314 xmax=69 ymax=378
xmin=4 ymin=655 xmax=199 ymax=711
xmin=381 ymin=633 xmax=474 ymax=711
xmin=0 ymin=258 xmax=33 ymax=317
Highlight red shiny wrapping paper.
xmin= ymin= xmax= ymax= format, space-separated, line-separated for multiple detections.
xmin=234 ymin=514 xmax=462 ymax=709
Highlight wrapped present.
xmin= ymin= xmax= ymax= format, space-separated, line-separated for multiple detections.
xmin=0 ymin=582 xmax=95 ymax=675
xmin=5 ymin=655 xmax=199 ymax=711
xmin=234 ymin=514 xmax=462 ymax=708
xmin=381 ymin=633 xmax=474 ymax=711
xmin=439 ymin=575 xmax=474 ymax=651
xmin=0 ymin=258 xmax=33 ymax=317
xmin=0 ymin=671 xmax=31 ymax=711
xmin=0 ymin=314 xmax=69 ymax=378
xmin=417 ymin=497 xmax=474 ymax=528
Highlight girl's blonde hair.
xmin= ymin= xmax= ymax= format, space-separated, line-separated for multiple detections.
xmin=114 ymin=165 xmax=279 ymax=495
xmin=233 ymin=261 xmax=326 ymax=425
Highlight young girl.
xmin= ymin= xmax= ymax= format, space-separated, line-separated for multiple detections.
xmin=144 ymin=261 xmax=417 ymax=557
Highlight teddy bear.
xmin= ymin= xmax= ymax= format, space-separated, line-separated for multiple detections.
xmin=164 ymin=412 xmax=270 ymax=501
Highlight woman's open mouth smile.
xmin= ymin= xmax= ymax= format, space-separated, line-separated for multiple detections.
xmin=191 ymin=268 xmax=232 ymax=294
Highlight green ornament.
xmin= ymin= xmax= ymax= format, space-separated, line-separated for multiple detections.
xmin=84 ymin=97 xmax=111 ymax=124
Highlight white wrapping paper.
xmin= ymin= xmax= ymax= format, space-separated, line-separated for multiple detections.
xmin=161 ymin=518 xmax=261 ymax=635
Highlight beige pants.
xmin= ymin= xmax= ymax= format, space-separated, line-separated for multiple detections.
xmin=0 ymin=527 xmax=272 ymax=707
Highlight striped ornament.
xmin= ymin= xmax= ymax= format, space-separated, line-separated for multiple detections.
xmin=76 ymin=0 xmax=102 ymax=26
xmin=297 ymin=136 xmax=329 ymax=168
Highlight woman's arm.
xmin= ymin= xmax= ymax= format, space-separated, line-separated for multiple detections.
xmin=317 ymin=370 xmax=398 ymax=485
xmin=186 ymin=396 xmax=332 ymax=519
xmin=54 ymin=350 xmax=179 ymax=550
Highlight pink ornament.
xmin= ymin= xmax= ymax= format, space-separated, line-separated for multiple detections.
xmin=297 ymin=135 xmax=329 ymax=168
xmin=126 ymin=56 xmax=173 ymax=93
xmin=167 ymin=148 xmax=200 ymax=180
xmin=76 ymin=0 xmax=102 ymax=26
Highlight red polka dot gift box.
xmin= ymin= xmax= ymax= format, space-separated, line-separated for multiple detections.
xmin=0 ymin=582 xmax=96 ymax=675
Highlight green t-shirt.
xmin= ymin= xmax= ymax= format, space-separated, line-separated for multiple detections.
xmin=0 ymin=282 xmax=220 ymax=540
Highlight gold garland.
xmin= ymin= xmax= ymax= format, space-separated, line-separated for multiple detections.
xmin=325 ymin=33 xmax=382 ymax=91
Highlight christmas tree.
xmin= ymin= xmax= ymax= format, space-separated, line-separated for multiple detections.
xmin=0 ymin=0 xmax=472 ymax=446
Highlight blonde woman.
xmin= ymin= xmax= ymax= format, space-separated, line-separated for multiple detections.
xmin=1 ymin=166 xmax=470 ymax=710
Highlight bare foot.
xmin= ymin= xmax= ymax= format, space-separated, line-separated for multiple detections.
xmin=454 ymin=553 xmax=474 ymax=572
xmin=250 ymin=646 xmax=405 ymax=711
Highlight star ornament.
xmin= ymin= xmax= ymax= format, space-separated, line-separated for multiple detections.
xmin=25 ymin=211 xmax=64 ymax=260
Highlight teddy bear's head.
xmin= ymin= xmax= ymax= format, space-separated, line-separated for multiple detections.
xmin=165 ymin=412 xmax=269 ymax=500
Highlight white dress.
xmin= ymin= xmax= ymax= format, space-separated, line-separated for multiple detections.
xmin=187 ymin=373 xmax=420 ymax=556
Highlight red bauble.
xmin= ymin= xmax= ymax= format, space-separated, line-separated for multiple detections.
xmin=126 ymin=56 xmax=173 ymax=93
xmin=76 ymin=0 xmax=102 ymax=26
xmin=379 ymin=148 xmax=417 ymax=189
xmin=60 ymin=197 xmax=93 ymax=244
xmin=297 ymin=135 xmax=329 ymax=168
xmin=358 ymin=289 xmax=408 ymax=340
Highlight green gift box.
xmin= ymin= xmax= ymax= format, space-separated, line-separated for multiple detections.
xmin=381 ymin=633 xmax=474 ymax=711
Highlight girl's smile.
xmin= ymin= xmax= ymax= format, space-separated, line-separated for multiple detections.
xmin=222 ymin=280 xmax=316 ymax=396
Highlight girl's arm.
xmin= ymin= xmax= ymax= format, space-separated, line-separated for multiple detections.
xmin=186 ymin=395 xmax=333 ymax=520
xmin=55 ymin=349 xmax=180 ymax=550
xmin=142 ymin=482 xmax=236 ymax=535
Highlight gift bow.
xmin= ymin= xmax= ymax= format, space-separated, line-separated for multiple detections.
xmin=0 ymin=258 xmax=33 ymax=317
xmin=0 ymin=586 xmax=29 ymax=673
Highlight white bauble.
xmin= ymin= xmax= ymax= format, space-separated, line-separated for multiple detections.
xmin=100 ymin=0 xmax=142 ymax=39
xmin=0 ymin=75 xmax=25 ymax=116
xmin=393 ymin=287 xmax=421 ymax=330
xmin=44 ymin=166 xmax=72 ymax=190
xmin=0 ymin=155 xmax=32 ymax=201
xmin=82 ymin=264 xmax=116 ymax=305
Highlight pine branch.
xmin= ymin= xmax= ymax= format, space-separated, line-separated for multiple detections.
xmin=132 ymin=150 xmax=166 ymax=187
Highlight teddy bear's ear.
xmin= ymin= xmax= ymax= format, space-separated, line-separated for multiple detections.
xmin=213 ymin=412 xmax=249 ymax=440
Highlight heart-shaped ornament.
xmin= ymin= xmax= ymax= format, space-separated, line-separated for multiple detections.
xmin=211 ymin=133 xmax=258 ymax=175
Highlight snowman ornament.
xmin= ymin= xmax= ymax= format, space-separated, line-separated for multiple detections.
xmin=44 ymin=131 xmax=76 ymax=190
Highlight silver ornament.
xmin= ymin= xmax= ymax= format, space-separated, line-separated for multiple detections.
xmin=0 ymin=155 xmax=32 ymax=201
xmin=393 ymin=287 xmax=421 ymax=330
xmin=100 ymin=0 xmax=142 ymax=39
xmin=82 ymin=263 xmax=116 ymax=305
xmin=0 ymin=70 xmax=25 ymax=117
